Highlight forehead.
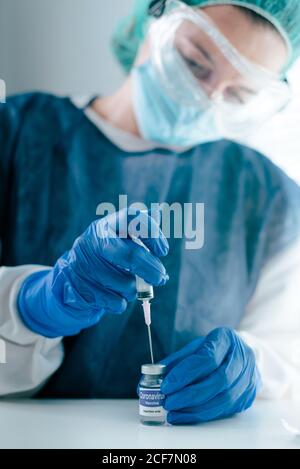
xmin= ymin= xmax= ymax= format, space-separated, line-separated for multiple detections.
xmin=190 ymin=5 xmax=288 ymax=73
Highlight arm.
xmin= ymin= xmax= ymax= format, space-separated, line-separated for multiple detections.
xmin=238 ymin=237 xmax=300 ymax=400
xmin=158 ymin=240 xmax=300 ymax=425
xmin=0 ymin=265 xmax=64 ymax=397
xmin=0 ymin=98 xmax=63 ymax=396
xmin=0 ymin=98 xmax=169 ymax=397
xmin=0 ymin=210 xmax=168 ymax=397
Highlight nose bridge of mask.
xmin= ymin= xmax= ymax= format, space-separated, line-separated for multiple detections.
xmin=131 ymin=59 xmax=223 ymax=147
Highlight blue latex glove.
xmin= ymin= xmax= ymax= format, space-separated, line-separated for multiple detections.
xmin=161 ymin=328 xmax=261 ymax=425
xmin=18 ymin=209 xmax=169 ymax=338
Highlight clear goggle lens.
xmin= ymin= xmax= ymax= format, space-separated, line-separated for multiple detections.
xmin=149 ymin=0 xmax=291 ymax=138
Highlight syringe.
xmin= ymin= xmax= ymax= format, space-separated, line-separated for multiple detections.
xmin=131 ymin=236 xmax=155 ymax=364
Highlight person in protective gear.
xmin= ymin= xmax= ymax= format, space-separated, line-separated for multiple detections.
xmin=1 ymin=0 xmax=300 ymax=425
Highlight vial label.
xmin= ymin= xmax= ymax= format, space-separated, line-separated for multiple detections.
xmin=139 ymin=388 xmax=166 ymax=417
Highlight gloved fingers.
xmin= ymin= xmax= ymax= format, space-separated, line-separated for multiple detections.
xmin=199 ymin=328 xmax=235 ymax=365
xmin=160 ymin=337 xmax=205 ymax=369
xmin=103 ymin=208 xmax=169 ymax=258
xmin=167 ymin=366 xmax=258 ymax=424
xmin=96 ymin=258 xmax=137 ymax=301
xmin=161 ymin=328 xmax=233 ymax=395
xmin=50 ymin=288 xmax=107 ymax=335
xmin=125 ymin=238 xmax=169 ymax=285
xmin=67 ymin=309 xmax=105 ymax=331
xmin=100 ymin=231 xmax=169 ymax=286
xmin=66 ymin=229 xmax=139 ymax=302
xmin=164 ymin=349 xmax=245 ymax=411
xmin=83 ymin=283 xmax=128 ymax=315
xmin=69 ymin=251 xmax=137 ymax=302
xmin=235 ymin=382 xmax=258 ymax=412
xmin=166 ymin=401 xmax=230 ymax=426
xmin=162 ymin=354 xmax=219 ymax=395
xmin=166 ymin=410 xmax=207 ymax=425
xmin=128 ymin=209 xmax=169 ymax=258
xmin=162 ymin=328 xmax=233 ymax=376
xmin=63 ymin=279 xmax=128 ymax=315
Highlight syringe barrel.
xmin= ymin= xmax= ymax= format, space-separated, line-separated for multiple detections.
xmin=136 ymin=276 xmax=154 ymax=301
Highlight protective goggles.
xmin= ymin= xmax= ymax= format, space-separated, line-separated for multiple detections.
xmin=148 ymin=0 xmax=291 ymax=138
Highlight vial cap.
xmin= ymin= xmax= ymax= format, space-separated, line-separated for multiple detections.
xmin=141 ymin=364 xmax=166 ymax=375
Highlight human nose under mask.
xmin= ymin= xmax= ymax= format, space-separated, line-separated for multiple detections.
xmin=131 ymin=60 xmax=223 ymax=148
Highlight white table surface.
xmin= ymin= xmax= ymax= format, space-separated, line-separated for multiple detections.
xmin=0 ymin=399 xmax=299 ymax=449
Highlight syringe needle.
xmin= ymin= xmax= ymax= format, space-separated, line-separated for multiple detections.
xmin=142 ymin=300 xmax=154 ymax=364
xmin=147 ymin=325 xmax=154 ymax=364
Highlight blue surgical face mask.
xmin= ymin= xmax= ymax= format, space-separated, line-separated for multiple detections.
xmin=132 ymin=60 xmax=223 ymax=148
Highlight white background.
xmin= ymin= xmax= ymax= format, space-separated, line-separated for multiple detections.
xmin=245 ymin=60 xmax=300 ymax=184
xmin=0 ymin=0 xmax=299 ymax=183
xmin=0 ymin=0 xmax=134 ymax=96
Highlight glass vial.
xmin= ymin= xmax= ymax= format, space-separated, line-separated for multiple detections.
xmin=136 ymin=276 xmax=154 ymax=301
xmin=139 ymin=364 xmax=166 ymax=426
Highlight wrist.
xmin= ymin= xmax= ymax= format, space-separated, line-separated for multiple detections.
xmin=17 ymin=269 xmax=61 ymax=338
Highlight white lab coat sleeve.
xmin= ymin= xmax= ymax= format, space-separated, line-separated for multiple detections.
xmin=0 ymin=266 xmax=64 ymax=397
xmin=237 ymin=238 xmax=300 ymax=400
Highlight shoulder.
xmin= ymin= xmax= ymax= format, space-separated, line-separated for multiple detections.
xmin=0 ymin=93 xmax=86 ymax=183
xmin=2 ymin=92 xmax=73 ymax=118
xmin=1 ymin=92 xmax=81 ymax=137
xmin=0 ymin=93 xmax=88 ymax=163
xmin=4 ymin=91 xmax=75 ymax=112
xmin=195 ymin=140 xmax=300 ymax=263
xmin=207 ymin=139 xmax=300 ymax=258
xmin=202 ymin=139 xmax=300 ymax=199
xmin=200 ymin=139 xmax=297 ymax=187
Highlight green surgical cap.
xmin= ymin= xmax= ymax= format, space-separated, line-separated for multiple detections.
xmin=111 ymin=0 xmax=300 ymax=72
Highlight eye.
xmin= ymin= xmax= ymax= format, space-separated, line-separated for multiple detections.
xmin=182 ymin=57 xmax=212 ymax=82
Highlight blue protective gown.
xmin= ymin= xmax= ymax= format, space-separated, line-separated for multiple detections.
xmin=1 ymin=92 xmax=300 ymax=398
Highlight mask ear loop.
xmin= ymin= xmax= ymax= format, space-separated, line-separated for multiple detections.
xmin=280 ymin=78 xmax=291 ymax=111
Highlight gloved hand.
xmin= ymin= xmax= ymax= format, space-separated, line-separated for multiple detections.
xmin=161 ymin=328 xmax=261 ymax=425
xmin=18 ymin=209 xmax=169 ymax=338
